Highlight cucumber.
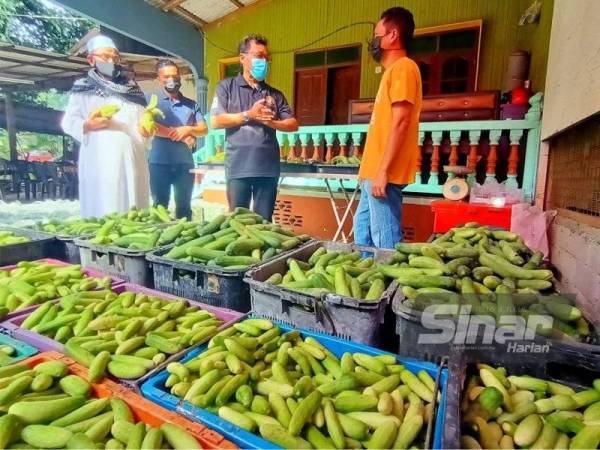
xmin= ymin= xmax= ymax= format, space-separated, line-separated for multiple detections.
xmin=514 ymin=413 xmax=542 ymax=446
xmin=186 ymin=248 xmax=226 ymax=261
xmin=480 ymin=253 xmax=553 ymax=280
xmin=213 ymin=255 xmax=260 ymax=267
xmin=21 ymin=425 xmax=73 ymax=448
xmin=197 ymin=215 xmax=226 ymax=236
xmin=395 ymin=275 xmax=456 ymax=290
xmin=9 ymin=396 xmax=86 ymax=424
xmin=51 ymin=398 xmax=110 ymax=427
xmin=288 ymin=390 xmax=322 ymax=435
xmin=334 ymin=394 xmax=378 ymax=413
xmin=160 ymin=423 xmax=202 ymax=449
xmin=570 ymin=425 xmax=600 ymax=449
xmin=259 ymin=424 xmax=311 ymax=449
xmin=225 ymin=238 xmax=263 ymax=256
xmin=366 ymin=419 xmax=398 ymax=450
xmin=218 ymin=406 xmax=257 ymax=432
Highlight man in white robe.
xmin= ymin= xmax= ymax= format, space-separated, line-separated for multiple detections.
xmin=62 ymin=36 xmax=151 ymax=218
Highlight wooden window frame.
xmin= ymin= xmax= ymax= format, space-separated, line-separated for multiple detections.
xmin=218 ymin=56 xmax=241 ymax=80
xmin=412 ymin=19 xmax=483 ymax=92
xmin=293 ymin=43 xmax=362 ymax=70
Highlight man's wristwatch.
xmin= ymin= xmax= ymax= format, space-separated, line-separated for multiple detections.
xmin=242 ymin=111 xmax=250 ymax=123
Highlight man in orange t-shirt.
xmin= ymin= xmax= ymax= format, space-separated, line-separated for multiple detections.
xmin=355 ymin=7 xmax=422 ymax=249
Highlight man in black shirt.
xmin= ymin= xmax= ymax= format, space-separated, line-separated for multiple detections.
xmin=210 ymin=34 xmax=299 ymax=220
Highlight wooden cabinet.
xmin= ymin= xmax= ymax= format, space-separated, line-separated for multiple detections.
xmin=348 ymin=90 xmax=499 ymax=124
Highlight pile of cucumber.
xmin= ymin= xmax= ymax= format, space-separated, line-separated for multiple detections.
xmin=0 ymin=359 xmax=202 ymax=449
xmin=32 ymin=206 xmax=173 ymax=238
xmin=161 ymin=207 xmax=310 ymax=269
xmin=87 ymin=219 xmax=171 ymax=250
xmin=163 ymin=318 xmax=437 ymax=450
xmin=329 ymin=155 xmax=362 ymax=166
xmin=460 ymin=363 xmax=600 ymax=449
xmin=265 ymin=246 xmax=398 ymax=301
xmin=388 ymin=223 xmax=593 ymax=342
xmin=0 ymin=261 xmax=112 ymax=318
xmin=0 ymin=231 xmax=29 ymax=247
xmin=32 ymin=218 xmax=104 ymax=238
xmin=19 ymin=288 xmax=224 ymax=381
xmin=0 ymin=344 xmax=18 ymax=366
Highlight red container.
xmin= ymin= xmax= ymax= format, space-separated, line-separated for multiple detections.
xmin=431 ymin=200 xmax=512 ymax=233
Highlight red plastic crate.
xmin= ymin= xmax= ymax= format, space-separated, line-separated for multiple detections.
xmin=15 ymin=352 xmax=238 ymax=449
xmin=431 ymin=200 xmax=512 ymax=233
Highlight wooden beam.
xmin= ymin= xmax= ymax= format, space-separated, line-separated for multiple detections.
xmin=161 ymin=0 xmax=187 ymax=12
xmin=228 ymin=0 xmax=245 ymax=8
xmin=4 ymin=92 xmax=18 ymax=161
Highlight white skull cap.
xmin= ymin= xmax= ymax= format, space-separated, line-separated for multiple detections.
xmin=87 ymin=35 xmax=117 ymax=53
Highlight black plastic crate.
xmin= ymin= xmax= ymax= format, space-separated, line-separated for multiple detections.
xmin=392 ymin=286 xmax=471 ymax=363
xmin=75 ymin=237 xmax=160 ymax=287
xmin=443 ymin=343 xmax=600 ymax=449
xmin=146 ymin=244 xmax=295 ymax=312
xmin=35 ymin=232 xmax=94 ymax=264
xmin=245 ymin=241 xmax=398 ymax=346
xmin=50 ymin=235 xmax=87 ymax=264
xmin=0 ymin=227 xmax=56 ymax=266
xmin=393 ymin=282 xmax=600 ymax=364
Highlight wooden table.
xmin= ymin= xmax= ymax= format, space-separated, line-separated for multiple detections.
xmin=191 ymin=167 xmax=359 ymax=242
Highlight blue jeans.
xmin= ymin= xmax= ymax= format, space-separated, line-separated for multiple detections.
xmin=149 ymin=164 xmax=194 ymax=219
xmin=354 ymin=180 xmax=406 ymax=249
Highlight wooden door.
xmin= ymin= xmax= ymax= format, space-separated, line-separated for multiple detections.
xmin=294 ymin=68 xmax=327 ymax=125
xmin=327 ymin=65 xmax=360 ymax=124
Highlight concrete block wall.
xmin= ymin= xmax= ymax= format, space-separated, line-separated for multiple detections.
xmin=549 ymin=215 xmax=600 ymax=326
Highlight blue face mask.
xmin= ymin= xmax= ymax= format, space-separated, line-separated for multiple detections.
xmin=250 ymin=58 xmax=269 ymax=81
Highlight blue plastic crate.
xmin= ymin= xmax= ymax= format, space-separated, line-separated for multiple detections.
xmin=141 ymin=319 xmax=448 ymax=450
xmin=0 ymin=332 xmax=38 ymax=365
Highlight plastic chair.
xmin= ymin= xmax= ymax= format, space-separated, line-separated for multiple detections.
xmin=61 ymin=163 xmax=78 ymax=200
xmin=12 ymin=161 xmax=34 ymax=201
xmin=0 ymin=159 xmax=13 ymax=200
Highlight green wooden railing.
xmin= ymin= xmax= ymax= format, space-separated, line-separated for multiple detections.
xmin=198 ymin=94 xmax=543 ymax=201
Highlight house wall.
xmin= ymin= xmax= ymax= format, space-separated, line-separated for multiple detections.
xmin=541 ymin=0 xmax=600 ymax=318
xmin=203 ymin=0 xmax=554 ymax=105
xmin=541 ymin=0 xmax=600 ymax=139
xmin=549 ymin=215 xmax=600 ymax=327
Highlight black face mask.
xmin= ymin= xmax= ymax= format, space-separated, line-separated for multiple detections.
xmin=368 ymin=32 xmax=393 ymax=63
xmin=367 ymin=35 xmax=384 ymax=63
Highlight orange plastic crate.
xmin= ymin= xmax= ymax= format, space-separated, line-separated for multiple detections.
xmin=16 ymin=352 xmax=237 ymax=450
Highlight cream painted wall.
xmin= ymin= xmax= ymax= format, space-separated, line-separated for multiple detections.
xmin=541 ymin=0 xmax=600 ymax=139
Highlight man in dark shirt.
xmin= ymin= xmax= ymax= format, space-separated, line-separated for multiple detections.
xmin=149 ymin=59 xmax=207 ymax=219
xmin=210 ymin=34 xmax=299 ymax=220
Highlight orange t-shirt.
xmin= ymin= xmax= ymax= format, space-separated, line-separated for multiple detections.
xmin=358 ymin=57 xmax=422 ymax=185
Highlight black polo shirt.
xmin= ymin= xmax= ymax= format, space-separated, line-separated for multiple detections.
xmin=210 ymin=74 xmax=293 ymax=179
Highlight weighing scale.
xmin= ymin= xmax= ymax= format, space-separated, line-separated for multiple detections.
xmin=442 ymin=166 xmax=473 ymax=201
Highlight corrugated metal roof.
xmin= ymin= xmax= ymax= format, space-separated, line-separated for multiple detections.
xmin=0 ymin=41 xmax=192 ymax=91
xmin=145 ymin=0 xmax=260 ymax=27
xmin=0 ymin=42 xmax=89 ymax=90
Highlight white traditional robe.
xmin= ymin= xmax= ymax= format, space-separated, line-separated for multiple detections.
xmin=62 ymin=93 xmax=150 ymax=218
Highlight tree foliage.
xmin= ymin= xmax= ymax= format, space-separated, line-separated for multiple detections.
xmin=0 ymin=0 xmax=95 ymax=53
xmin=0 ymin=0 xmax=94 ymax=108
